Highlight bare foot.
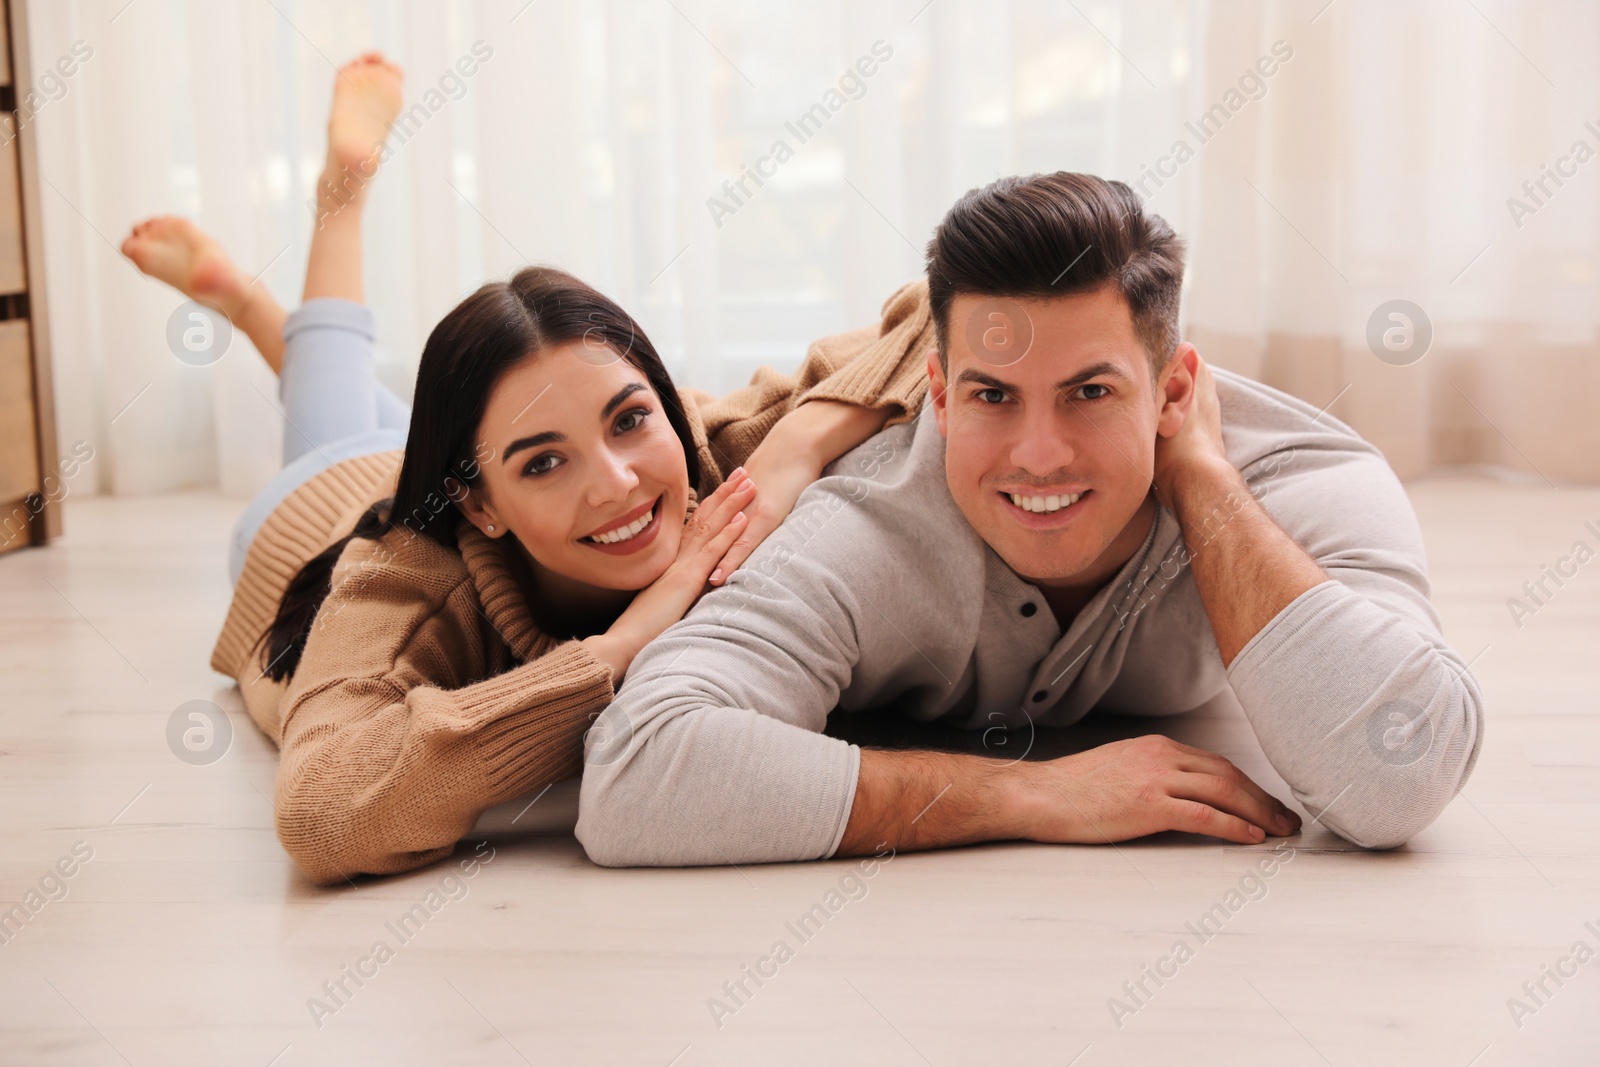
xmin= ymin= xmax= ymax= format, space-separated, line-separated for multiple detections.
xmin=121 ymin=216 xmax=251 ymax=319
xmin=325 ymin=52 xmax=405 ymax=190
xmin=121 ymin=215 xmax=288 ymax=374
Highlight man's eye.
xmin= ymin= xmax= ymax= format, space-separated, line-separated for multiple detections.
xmin=975 ymin=388 xmax=1006 ymax=405
xmin=525 ymin=454 xmax=564 ymax=476
xmin=1075 ymin=384 xmax=1111 ymax=401
xmin=615 ymin=408 xmax=649 ymax=433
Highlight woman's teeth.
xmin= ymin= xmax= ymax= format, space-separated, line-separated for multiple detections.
xmin=589 ymin=509 xmax=653 ymax=544
xmin=1009 ymin=491 xmax=1083 ymax=514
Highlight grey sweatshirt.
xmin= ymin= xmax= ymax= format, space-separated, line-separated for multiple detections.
xmin=576 ymin=368 xmax=1485 ymax=866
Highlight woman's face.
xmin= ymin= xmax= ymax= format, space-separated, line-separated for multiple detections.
xmin=464 ymin=340 xmax=690 ymax=592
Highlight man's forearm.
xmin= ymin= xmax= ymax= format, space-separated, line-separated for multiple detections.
xmin=837 ymin=748 xmax=1030 ymax=855
xmin=837 ymin=736 xmax=1300 ymax=855
xmin=1168 ymin=456 xmax=1328 ymax=667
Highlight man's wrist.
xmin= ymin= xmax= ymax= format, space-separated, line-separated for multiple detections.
xmin=993 ymin=759 xmax=1048 ymax=842
xmin=841 ymin=748 xmax=1040 ymax=855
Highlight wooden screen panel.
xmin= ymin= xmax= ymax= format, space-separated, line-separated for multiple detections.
xmin=0 ymin=113 xmax=23 ymax=295
xmin=0 ymin=318 xmax=37 ymax=513
xmin=0 ymin=0 xmax=10 ymax=87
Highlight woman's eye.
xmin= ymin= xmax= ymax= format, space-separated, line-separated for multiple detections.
xmin=525 ymin=454 xmax=564 ymax=477
xmin=1076 ymin=384 xmax=1111 ymax=401
xmin=975 ymin=388 xmax=1006 ymax=405
xmin=615 ymin=408 xmax=649 ymax=433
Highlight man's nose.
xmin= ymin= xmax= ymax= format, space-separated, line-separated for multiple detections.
xmin=1009 ymin=406 xmax=1078 ymax=476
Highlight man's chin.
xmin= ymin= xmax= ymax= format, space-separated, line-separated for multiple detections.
xmin=986 ymin=535 xmax=1098 ymax=586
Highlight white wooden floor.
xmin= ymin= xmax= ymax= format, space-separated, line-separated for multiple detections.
xmin=0 ymin=475 xmax=1594 ymax=1066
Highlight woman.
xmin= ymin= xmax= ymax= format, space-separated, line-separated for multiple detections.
xmin=122 ymin=54 xmax=932 ymax=885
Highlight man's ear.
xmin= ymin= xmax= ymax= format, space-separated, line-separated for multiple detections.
xmin=926 ymin=348 xmax=949 ymax=438
xmin=1155 ymin=342 xmax=1200 ymax=440
xmin=454 ymin=481 xmax=506 ymax=537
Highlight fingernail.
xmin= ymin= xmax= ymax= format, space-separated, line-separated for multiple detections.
xmin=710 ymin=569 xmax=722 ymax=584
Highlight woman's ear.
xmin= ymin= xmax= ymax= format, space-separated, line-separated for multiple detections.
xmin=1155 ymin=343 xmax=1199 ymax=440
xmin=455 ymin=481 xmax=505 ymax=536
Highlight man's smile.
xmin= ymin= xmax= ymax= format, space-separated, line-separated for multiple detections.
xmin=997 ymin=488 xmax=1092 ymax=528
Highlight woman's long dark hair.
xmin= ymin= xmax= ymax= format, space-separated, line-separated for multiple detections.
xmin=256 ymin=266 xmax=700 ymax=682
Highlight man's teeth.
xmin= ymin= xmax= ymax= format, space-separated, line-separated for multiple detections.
xmin=590 ymin=509 xmax=653 ymax=544
xmin=1008 ymin=491 xmax=1084 ymax=514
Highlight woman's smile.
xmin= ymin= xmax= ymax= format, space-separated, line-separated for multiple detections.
xmin=580 ymin=494 xmax=665 ymax=555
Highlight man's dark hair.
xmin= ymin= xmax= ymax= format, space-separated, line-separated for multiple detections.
xmin=926 ymin=172 xmax=1187 ymax=376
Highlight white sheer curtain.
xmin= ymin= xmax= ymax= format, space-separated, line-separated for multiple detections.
xmin=28 ymin=0 xmax=1600 ymax=498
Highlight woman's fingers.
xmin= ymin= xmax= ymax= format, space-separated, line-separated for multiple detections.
xmin=707 ymin=498 xmax=783 ymax=585
xmin=686 ymin=472 xmax=756 ymax=548
xmin=698 ymin=512 xmax=750 ymax=585
xmin=688 ymin=467 xmax=744 ymax=526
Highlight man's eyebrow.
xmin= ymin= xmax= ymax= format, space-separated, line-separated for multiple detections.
xmin=954 ymin=368 xmax=1017 ymax=391
xmin=502 ymin=430 xmax=565 ymax=464
xmin=953 ymin=361 xmax=1131 ymax=393
xmin=1054 ymin=360 xmax=1132 ymax=392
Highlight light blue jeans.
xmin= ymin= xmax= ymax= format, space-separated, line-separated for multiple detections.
xmin=227 ymin=299 xmax=410 ymax=584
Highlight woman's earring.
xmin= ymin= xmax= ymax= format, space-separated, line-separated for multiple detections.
xmin=486 ymin=524 xmax=496 ymax=533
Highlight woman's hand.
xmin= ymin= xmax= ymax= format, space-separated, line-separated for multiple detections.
xmin=582 ymin=468 xmax=756 ymax=683
xmin=710 ymin=400 xmax=890 ymax=585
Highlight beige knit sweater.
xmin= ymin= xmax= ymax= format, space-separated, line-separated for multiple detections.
xmin=209 ymin=280 xmax=934 ymax=884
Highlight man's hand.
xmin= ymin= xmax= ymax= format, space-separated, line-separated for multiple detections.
xmin=837 ymin=735 xmax=1301 ymax=856
xmin=1146 ymin=345 xmax=1331 ymax=666
xmin=1014 ymin=735 xmax=1301 ymax=845
xmin=1151 ymin=346 xmax=1227 ymax=512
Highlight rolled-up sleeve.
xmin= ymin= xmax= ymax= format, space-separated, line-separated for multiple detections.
xmin=576 ymin=496 xmax=876 ymax=868
xmin=1228 ymin=442 xmax=1485 ymax=849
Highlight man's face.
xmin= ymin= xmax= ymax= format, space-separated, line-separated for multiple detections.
xmin=930 ymin=286 xmax=1185 ymax=592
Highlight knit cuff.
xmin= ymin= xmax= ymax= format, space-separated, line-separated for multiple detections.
xmin=796 ymin=282 xmax=933 ymax=428
xmin=797 ymin=345 xmax=931 ymax=429
xmin=463 ymin=640 xmax=617 ymax=806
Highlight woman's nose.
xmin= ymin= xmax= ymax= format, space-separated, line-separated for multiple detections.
xmin=590 ymin=446 xmax=640 ymax=503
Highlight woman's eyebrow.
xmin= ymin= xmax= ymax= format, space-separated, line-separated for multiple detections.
xmin=602 ymin=382 xmax=648 ymax=419
xmin=502 ymin=430 xmax=565 ymax=464
xmin=502 ymin=383 xmax=648 ymax=464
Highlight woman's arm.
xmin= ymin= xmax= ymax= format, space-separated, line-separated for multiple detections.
xmin=720 ymin=402 xmax=891 ymax=584
xmin=272 ymin=537 xmax=612 ymax=885
xmin=696 ymin=279 xmax=937 ymax=583
xmin=695 ymin=280 xmax=934 ymax=465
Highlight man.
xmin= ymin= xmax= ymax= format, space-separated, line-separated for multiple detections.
xmin=575 ymin=172 xmax=1483 ymax=866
